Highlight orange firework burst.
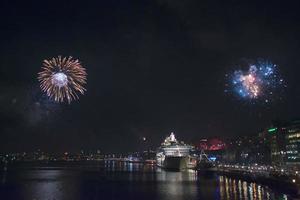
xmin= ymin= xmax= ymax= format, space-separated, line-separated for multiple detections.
xmin=38 ymin=56 xmax=87 ymax=103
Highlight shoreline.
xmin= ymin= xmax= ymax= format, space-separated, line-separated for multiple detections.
xmin=205 ymin=168 xmax=300 ymax=198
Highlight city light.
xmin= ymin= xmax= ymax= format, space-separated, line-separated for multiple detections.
xmin=268 ymin=127 xmax=277 ymax=133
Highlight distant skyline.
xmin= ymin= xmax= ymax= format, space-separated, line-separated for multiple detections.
xmin=0 ymin=1 xmax=300 ymax=153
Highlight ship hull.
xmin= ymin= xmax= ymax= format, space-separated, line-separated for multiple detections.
xmin=157 ymin=156 xmax=197 ymax=170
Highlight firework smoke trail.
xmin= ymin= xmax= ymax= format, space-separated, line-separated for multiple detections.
xmin=226 ymin=60 xmax=286 ymax=103
xmin=38 ymin=56 xmax=87 ymax=103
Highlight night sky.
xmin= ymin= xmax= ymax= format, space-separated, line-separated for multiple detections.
xmin=1 ymin=0 xmax=300 ymax=153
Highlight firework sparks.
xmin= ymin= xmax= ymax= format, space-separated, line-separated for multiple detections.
xmin=38 ymin=56 xmax=87 ymax=103
xmin=226 ymin=60 xmax=286 ymax=103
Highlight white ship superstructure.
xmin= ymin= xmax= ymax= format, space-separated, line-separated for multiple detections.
xmin=156 ymin=133 xmax=197 ymax=170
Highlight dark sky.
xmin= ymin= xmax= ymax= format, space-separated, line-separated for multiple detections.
xmin=0 ymin=0 xmax=300 ymax=153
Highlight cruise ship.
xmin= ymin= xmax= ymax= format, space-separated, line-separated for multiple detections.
xmin=156 ymin=133 xmax=197 ymax=170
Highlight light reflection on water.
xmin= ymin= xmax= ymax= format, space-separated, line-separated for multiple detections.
xmin=0 ymin=162 xmax=293 ymax=200
xmin=218 ymin=176 xmax=289 ymax=200
xmin=156 ymin=169 xmax=198 ymax=200
xmin=22 ymin=170 xmax=63 ymax=200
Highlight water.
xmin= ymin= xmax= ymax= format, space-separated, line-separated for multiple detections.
xmin=0 ymin=161 xmax=294 ymax=200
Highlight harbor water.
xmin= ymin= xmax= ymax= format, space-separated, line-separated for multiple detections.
xmin=0 ymin=161 xmax=294 ymax=200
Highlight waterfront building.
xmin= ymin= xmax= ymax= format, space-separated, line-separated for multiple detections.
xmin=269 ymin=126 xmax=287 ymax=166
xmin=257 ymin=130 xmax=271 ymax=164
xmin=199 ymin=119 xmax=300 ymax=167
xmin=220 ymin=135 xmax=270 ymax=165
xmin=285 ymin=120 xmax=300 ymax=165
xmin=267 ymin=120 xmax=300 ymax=167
